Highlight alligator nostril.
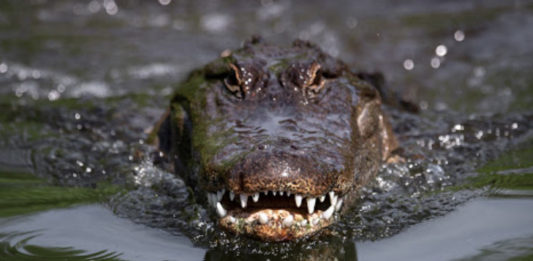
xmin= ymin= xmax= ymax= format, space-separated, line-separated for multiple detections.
xmin=258 ymin=144 xmax=267 ymax=150
xmin=290 ymin=144 xmax=298 ymax=150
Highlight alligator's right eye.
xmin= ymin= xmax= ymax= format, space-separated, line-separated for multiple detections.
xmin=224 ymin=63 xmax=244 ymax=99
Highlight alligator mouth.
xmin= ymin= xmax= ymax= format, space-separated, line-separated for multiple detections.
xmin=207 ymin=189 xmax=344 ymax=241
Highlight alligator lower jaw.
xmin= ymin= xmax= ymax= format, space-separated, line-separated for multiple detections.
xmin=219 ymin=208 xmax=335 ymax=241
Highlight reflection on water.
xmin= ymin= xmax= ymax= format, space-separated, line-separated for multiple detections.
xmin=2 ymin=198 xmax=533 ymax=260
xmin=0 ymin=231 xmax=123 ymax=261
xmin=357 ymin=198 xmax=533 ymax=261
xmin=456 ymin=235 xmax=533 ymax=261
xmin=1 ymin=0 xmax=533 ymax=260
xmin=0 ymin=205 xmax=205 ymax=261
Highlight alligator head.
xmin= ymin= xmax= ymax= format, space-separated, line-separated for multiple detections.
xmin=155 ymin=38 xmax=397 ymax=241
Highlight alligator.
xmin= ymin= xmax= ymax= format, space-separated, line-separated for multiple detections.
xmin=152 ymin=37 xmax=401 ymax=241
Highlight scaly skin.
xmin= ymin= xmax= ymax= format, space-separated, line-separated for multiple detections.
xmin=153 ymin=37 xmax=397 ymax=241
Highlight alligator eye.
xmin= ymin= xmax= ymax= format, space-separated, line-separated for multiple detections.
xmin=224 ymin=63 xmax=244 ymax=98
xmin=303 ymin=61 xmax=326 ymax=95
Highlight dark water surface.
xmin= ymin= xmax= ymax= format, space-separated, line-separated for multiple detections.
xmin=1 ymin=0 xmax=533 ymax=260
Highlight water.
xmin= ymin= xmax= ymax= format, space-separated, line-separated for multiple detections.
xmin=1 ymin=0 xmax=533 ymax=260
xmin=357 ymin=198 xmax=533 ymax=261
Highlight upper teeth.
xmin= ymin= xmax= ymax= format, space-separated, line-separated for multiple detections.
xmin=306 ymin=197 xmax=316 ymax=214
xmin=240 ymin=194 xmax=248 ymax=208
xmin=295 ymin=195 xmax=303 ymax=207
xmin=207 ymin=190 xmax=343 ymax=220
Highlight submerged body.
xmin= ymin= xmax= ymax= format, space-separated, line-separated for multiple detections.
xmin=154 ymin=38 xmax=398 ymax=241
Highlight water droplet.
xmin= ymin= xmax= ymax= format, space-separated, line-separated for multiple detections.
xmin=201 ymin=13 xmax=230 ymax=32
xmin=435 ymin=44 xmax=447 ymax=57
xmin=403 ymin=59 xmax=414 ymax=70
xmin=103 ymin=0 xmax=118 ymax=15
xmin=57 ymin=84 xmax=66 ymax=93
xmin=74 ymin=113 xmax=81 ymax=120
xmin=0 ymin=62 xmax=7 ymax=73
xmin=158 ymin=0 xmax=171 ymax=5
xmin=454 ymin=30 xmax=465 ymax=42
xmin=48 ymin=90 xmax=60 ymax=101
xmin=31 ymin=70 xmax=41 ymax=79
xmin=452 ymin=124 xmax=464 ymax=132
xmin=88 ymin=0 xmax=101 ymax=13
xmin=474 ymin=67 xmax=486 ymax=78
xmin=475 ymin=130 xmax=484 ymax=140
xmin=430 ymin=57 xmax=441 ymax=69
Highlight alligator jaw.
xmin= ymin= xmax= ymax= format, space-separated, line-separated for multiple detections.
xmin=206 ymin=189 xmax=345 ymax=241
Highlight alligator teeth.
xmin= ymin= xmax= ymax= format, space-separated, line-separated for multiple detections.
xmin=306 ymin=197 xmax=316 ymax=214
xmin=216 ymin=202 xmax=227 ymax=217
xmin=213 ymin=190 xmax=342 ymax=223
xmin=240 ymin=194 xmax=248 ymax=208
xmin=282 ymin=214 xmax=294 ymax=227
xmin=217 ymin=189 xmax=225 ymax=201
xmin=329 ymin=191 xmax=337 ymax=206
xmin=322 ymin=205 xmax=334 ymax=219
xmin=335 ymin=198 xmax=343 ymax=211
xmin=258 ymin=212 xmax=268 ymax=224
xmin=295 ymin=194 xmax=303 ymax=208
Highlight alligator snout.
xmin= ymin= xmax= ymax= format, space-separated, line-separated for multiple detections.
xmin=226 ymin=150 xmax=335 ymax=196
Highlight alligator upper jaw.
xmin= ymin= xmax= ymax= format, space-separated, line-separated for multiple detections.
xmin=206 ymin=189 xmax=345 ymax=241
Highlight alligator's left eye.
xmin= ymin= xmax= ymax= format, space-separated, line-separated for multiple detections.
xmin=282 ymin=61 xmax=327 ymax=97
xmin=304 ymin=61 xmax=326 ymax=94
